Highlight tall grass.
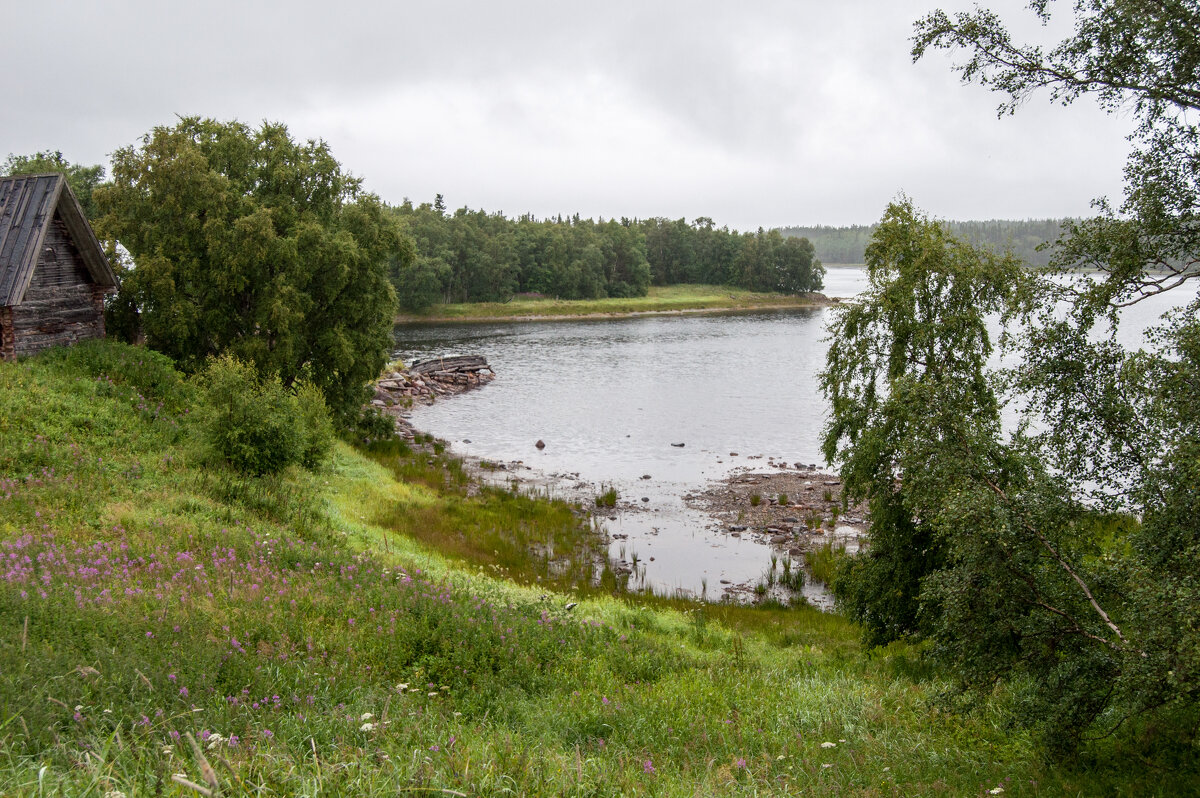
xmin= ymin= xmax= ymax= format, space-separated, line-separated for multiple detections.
xmin=804 ymin=541 xmax=846 ymax=585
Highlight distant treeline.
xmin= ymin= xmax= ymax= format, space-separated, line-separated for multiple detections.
xmin=780 ymin=218 xmax=1070 ymax=266
xmin=390 ymin=197 xmax=823 ymax=311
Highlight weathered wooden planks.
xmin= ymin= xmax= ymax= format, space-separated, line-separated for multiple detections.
xmin=408 ymin=354 xmax=492 ymax=375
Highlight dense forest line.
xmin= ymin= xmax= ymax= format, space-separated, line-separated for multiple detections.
xmin=781 ymin=218 xmax=1068 ymax=265
xmin=390 ymin=198 xmax=824 ymax=310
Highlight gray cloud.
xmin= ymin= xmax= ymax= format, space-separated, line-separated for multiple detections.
xmin=3 ymin=0 xmax=1133 ymax=228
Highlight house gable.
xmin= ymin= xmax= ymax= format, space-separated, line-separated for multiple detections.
xmin=0 ymin=173 xmax=118 ymax=359
xmin=0 ymin=173 xmax=116 ymax=307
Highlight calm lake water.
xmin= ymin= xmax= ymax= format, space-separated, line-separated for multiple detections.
xmin=393 ymin=266 xmax=1194 ymax=600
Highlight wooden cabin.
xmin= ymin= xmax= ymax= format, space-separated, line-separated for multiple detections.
xmin=0 ymin=173 xmax=117 ymax=360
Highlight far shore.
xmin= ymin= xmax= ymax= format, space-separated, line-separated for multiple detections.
xmin=394 ymin=284 xmax=838 ymax=324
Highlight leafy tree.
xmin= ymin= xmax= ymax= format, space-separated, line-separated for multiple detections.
xmin=823 ymin=0 xmax=1200 ymax=752
xmin=822 ymin=199 xmax=1025 ymax=647
xmin=2 ymin=150 xmax=106 ymax=220
xmin=94 ymin=118 xmax=405 ymax=423
xmin=913 ymin=0 xmax=1200 ymax=307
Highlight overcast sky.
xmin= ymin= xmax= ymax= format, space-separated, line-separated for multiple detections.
xmin=5 ymin=1 xmax=1134 ymax=230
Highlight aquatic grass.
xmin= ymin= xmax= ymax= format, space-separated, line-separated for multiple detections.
xmin=805 ymin=541 xmax=847 ymax=586
xmin=595 ymin=485 xmax=618 ymax=508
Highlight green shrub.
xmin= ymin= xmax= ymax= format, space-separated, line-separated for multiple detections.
xmin=295 ymin=381 xmax=335 ymax=469
xmin=348 ymin=406 xmax=398 ymax=444
xmin=778 ymin=493 xmax=789 ymax=506
xmin=749 ymin=493 xmax=761 ymax=506
xmin=196 ymin=355 xmax=335 ymax=475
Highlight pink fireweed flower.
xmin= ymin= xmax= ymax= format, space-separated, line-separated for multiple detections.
xmin=643 ymin=760 xmax=655 ymax=774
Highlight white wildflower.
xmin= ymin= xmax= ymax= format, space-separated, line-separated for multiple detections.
xmin=360 ymin=712 xmax=373 ymax=721
xmin=103 ymin=791 xmax=126 ymax=798
xmin=396 ymin=683 xmax=409 ymax=691
xmin=989 ymin=789 xmax=1004 ymax=795
xmin=161 ymin=745 xmax=174 ymax=756
xmin=820 ymin=741 xmax=836 ymax=748
xmin=360 ymin=722 xmax=376 ymax=732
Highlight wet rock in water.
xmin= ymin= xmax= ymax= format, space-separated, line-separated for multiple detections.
xmin=770 ymin=534 xmax=791 ymax=544
xmin=788 ymin=547 xmax=803 ymax=557
xmin=729 ymin=524 xmax=747 ymax=532
xmin=535 ymin=440 xmax=546 ymax=450
xmin=641 ymin=497 xmax=649 ymax=503
xmin=641 ymin=474 xmax=652 ymax=480
xmin=730 ymin=452 xmax=739 ymax=456
xmin=462 ymin=439 xmax=471 ymax=443
xmin=719 ymin=579 xmax=732 ymax=584
xmin=671 ymin=442 xmax=686 ymax=447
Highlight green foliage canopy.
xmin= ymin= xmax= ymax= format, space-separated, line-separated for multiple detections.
xmin=95 ymin=118 xmax=406 ymax=422
xmin=1 ymin=150 xmax=106 ymax=220
xmin=821 ymin=199 xmax=1025 ymax=647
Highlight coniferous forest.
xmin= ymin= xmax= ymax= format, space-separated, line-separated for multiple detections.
xmin=390 ymin=199 xmax=825 ymax=311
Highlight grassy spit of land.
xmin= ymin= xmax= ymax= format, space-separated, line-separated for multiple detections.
xmin=395 ymin=284 xmax=834 ymax=323
xmin=0 ymin=341 xmax=1189 ymax=796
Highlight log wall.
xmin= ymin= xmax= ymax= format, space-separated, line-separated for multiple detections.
xmin=0 ymin=307 xmax=13 ymax=361
xmin=3 ymin=213 xmax=110 ymax=360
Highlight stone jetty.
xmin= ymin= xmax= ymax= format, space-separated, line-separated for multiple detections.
xmin=371 ymin=355 xmax=494 ymax=437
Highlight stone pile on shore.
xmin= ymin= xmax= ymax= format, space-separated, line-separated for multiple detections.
xmin=686 ymin=468 xmax=868 ymax=557
xmin=371 ymin=355 xmax=494 ymax=438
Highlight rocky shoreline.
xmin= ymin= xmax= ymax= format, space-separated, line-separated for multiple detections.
xmin=371 ymin=355 xmax=495 ymax=439
xmin=685 ymin=466 xmax=867 ymax=556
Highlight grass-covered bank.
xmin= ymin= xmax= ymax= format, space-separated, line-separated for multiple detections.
xmin=0 ymin=342 xmax=1192 ymax=796
xmin=395 ymin=284 xmax=833 ymax=323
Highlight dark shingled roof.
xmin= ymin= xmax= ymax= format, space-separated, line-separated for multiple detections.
xmin=0 ymin=173 xmax=116 ymax=306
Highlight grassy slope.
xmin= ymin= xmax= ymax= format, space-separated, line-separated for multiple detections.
xmin=395 ymin=284 xmax=832 ymax=322
xmin=0 ymin=342 xmax=1188 ymax=796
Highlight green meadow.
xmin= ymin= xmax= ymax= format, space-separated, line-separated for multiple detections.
xmin=0 ymin=341 xmax=1188 ymax=796
xmin=395 ymin=284 xmax=830 ymax=323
